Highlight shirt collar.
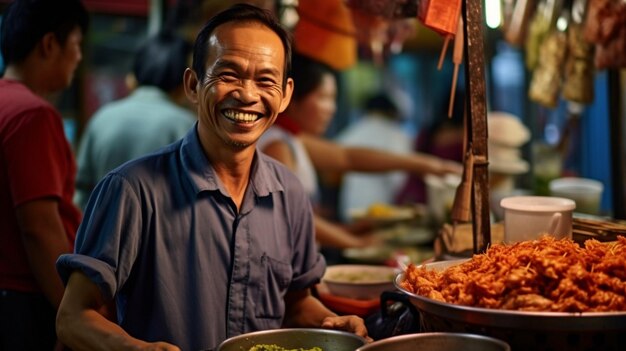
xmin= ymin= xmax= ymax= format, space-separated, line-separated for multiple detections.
xmin=180 ymin=123 xmax=284 ymax=198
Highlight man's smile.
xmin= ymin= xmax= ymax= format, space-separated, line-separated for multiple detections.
xmin=223 ymin=109 xmax=262 ymax=123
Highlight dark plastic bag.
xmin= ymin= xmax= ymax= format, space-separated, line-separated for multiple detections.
xmin=365 ymin=290 xmax=420 ymax=341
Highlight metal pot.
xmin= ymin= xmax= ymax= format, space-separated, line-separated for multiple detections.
xmin=356 ymin=333 xmax=510 ymax=351
xmin=217 ymin=328 xmax=367 ymax=351
xmin=396 ymin=261 xmax=626 ymax=350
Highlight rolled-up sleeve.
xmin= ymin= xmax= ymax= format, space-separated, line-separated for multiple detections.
xmin=286 ymin=181 xmax=326 ymax=291
xmin=56 ymin=173 xmax=143 ymax=301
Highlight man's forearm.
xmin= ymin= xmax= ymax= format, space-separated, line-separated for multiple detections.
xmin=58 ymin=308 xmax=136 ymax=351
xmin=57 ymin=271 xmax=181 ymax=351
xmin=57 ymin=307 xmax=180 ymax=351
xmin=283 ymin=290 xmax=336 ymax=327
xmin=16 ymin=200 xmax=73 ymax=308
xmin=22 ymin=231 xmax=70 ymax=308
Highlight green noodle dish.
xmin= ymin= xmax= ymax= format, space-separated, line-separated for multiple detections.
xmin=248 ymin=344 xmax=322 ymax=351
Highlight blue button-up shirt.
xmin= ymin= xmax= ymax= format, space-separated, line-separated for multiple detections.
xmin=57 ymin=125 xmax=325 ymax=351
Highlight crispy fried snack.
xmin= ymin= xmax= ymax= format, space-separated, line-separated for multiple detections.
xmin=401 ymin=236 xmax=626 ymax=312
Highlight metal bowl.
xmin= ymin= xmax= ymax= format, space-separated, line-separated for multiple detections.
xmin=216 ymin=328 xmax=367 ymax=351
xmin=356 ymin=332 xmax=510 ymax=351
xmin=395 ymin=260 xmax=626 ymax=351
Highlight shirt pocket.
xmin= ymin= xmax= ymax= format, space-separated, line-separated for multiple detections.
xmin=252 ymin=253 xmax=292 ymax=319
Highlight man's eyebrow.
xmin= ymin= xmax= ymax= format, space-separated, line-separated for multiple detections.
xmin=211 ymin=59 xmax=281 ymax=77
xmin=257 ymin=67 xmax=281 ymax=77
xmin=212 ymin=59 xmax=239 ymax=71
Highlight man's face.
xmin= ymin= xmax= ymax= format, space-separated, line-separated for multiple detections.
xmin=194 ymin=21 xmax=293 ymax=150
xmin=53 ymin=26 xmax=83 ymax=89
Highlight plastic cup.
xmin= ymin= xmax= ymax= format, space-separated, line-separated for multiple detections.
xmin=549 ymin=177 xmax=604 ymax=215
xmin=532 ymin=143 xmax=562 ymax=196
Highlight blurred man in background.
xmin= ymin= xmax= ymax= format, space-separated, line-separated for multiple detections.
xmin=74 ymin=31 xmax=196 ymax=210
xmin=0 ymin=0 xmax=88 ymax=349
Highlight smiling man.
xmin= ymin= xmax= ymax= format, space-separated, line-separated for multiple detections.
xmin=55 ymin=4 xmax=368 ymax=351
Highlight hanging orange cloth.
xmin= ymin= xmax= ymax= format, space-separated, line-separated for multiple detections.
xmin=419 ymin=0 xmax=462 ymax=72
xmin=417 ymin=0 xmax=462 ymax=37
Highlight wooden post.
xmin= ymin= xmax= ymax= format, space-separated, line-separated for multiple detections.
xmin=462 ymin=0 xmax=491 ymax=253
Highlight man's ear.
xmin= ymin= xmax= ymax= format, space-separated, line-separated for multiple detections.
xmin=183 ymin=68 xmax=199 ymax=105
xmin=39 ymin=32 xmax=59 ymax=59
xmin=278 ymin=77 xmax=294 ymax=113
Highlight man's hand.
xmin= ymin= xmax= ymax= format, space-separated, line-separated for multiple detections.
xmin=283 ymin=289 xmax=372 ymax=342
xmin=139 ymin=341 xmax=181 ymax=351
xmin=321 ymin=315 xmax=373 ymax=342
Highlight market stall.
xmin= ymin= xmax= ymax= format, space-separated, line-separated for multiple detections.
xmin=289 ymin=0 xmax=626 ymax=350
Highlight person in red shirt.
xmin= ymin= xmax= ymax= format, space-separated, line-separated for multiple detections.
xmin=0 ymin=1 xmax=88 ymax=349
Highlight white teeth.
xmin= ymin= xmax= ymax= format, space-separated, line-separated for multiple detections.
xmin=223 ymin=110 xmax=259 ymax=122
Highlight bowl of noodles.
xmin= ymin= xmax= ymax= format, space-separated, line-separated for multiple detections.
xmin=216 ymin=328 xmax=367 ymax=351
xmin=395 ymin=236 xmax=626 ymax=351
xmin=322 ymin=264 xmax=397 ymax=300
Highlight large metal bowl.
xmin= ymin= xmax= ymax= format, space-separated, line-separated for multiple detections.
xmin=395 ymin=260 xmax=626 ymax=351
xmin=216 ymin=328 xmax=367 ymax=351
xmin=356 ymin=332 xmax=510 ymax=351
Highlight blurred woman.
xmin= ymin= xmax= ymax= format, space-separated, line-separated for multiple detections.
xmin=258 ymin=54 xmax=461 ymax=249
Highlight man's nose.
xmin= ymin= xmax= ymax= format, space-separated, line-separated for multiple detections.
xmin=232 ymin=80 xmax=260 ymax=103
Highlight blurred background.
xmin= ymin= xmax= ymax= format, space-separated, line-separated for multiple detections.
xmin=0 ymin=0 xmax=624 ymax=218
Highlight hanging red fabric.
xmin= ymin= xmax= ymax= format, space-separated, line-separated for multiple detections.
xmin=273 ymin=114 xmax=301 ymax=135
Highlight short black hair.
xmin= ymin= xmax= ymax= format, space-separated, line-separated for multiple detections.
xmin=1 ymin=0 xmax=89 ymax=66
xmin=133 ymin=31 xmax=191 ymax=93
xmin=364 ymin=92 xmax=398 ymax=118
xmin=191 ymin=3 xmax=292 ymax=86
xmin=290 ymin=53 xmax=336 ymax=101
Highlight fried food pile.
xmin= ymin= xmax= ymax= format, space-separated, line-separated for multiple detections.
xmin=401 ymin=236 xmax=626 ymax=312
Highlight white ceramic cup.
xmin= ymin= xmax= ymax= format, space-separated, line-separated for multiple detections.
xmin=500 ymin=196 xmax=576 ymax=243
